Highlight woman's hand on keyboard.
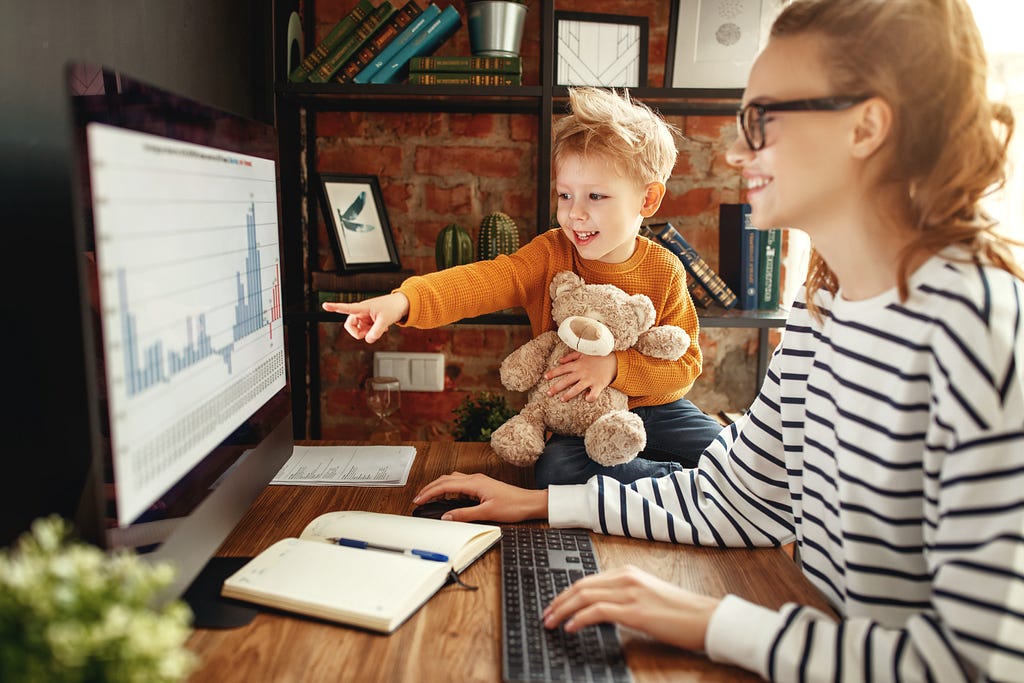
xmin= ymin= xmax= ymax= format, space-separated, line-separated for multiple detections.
xmin=413 ymin=472 xmax=548 ymax=523
xmin=541 ymin=565 xmax=720 ymax=652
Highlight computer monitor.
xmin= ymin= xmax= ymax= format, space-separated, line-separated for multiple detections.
xmin=66 ymin=63 xmax=294 ymax=627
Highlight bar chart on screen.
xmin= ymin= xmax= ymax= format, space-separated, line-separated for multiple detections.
xmin=87 ymin=123 xmax=286 ymax=524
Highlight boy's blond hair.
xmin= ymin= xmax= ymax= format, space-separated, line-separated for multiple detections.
xmin=552 ymin=87 xmax=679 ymax=186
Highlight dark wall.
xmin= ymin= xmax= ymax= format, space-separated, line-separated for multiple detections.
xmin=0 ymin=0 xmax=274 ymax=545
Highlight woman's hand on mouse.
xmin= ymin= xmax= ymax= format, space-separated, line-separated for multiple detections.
xmin=413 ymin=472 xmax=548 ymax=523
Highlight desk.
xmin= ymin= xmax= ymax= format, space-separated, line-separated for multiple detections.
xmin=187 ymin=441 xmax=831 ymax=682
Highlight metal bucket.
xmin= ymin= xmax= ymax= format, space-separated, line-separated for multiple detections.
xmin=468 ymin=1 xmax=528 ymax=58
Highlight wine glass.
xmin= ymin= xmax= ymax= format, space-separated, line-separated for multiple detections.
xmin=365 ymin=376 xmax=401 ymax=442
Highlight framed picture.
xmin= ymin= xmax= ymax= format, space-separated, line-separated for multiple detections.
xmin=317 ymin=174 xmax=401 ymax=272
xmin=554 ymin=12 xmax=648 ymax=89
xmin=670 ymin=0 xmax=783 ymax=90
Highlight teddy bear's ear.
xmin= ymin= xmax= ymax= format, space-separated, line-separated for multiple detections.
xmin=550 ymin=271 xmax=583 ymax=300
xmin=629 ymin=294 xmax=657 ymax=331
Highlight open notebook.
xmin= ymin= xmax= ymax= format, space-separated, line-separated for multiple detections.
xmin=221 ymin=510 xmax=501 ymax=633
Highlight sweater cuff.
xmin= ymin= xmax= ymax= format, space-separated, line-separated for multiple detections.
xmin=547 ymin=484 xmax=594 ymax=529
xmin=705 ymin=594 xmax=783 ymax=678
xmin=396 ymin=283 xmax=421 ymax=327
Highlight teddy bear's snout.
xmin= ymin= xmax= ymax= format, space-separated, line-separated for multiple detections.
xmin=557 ymin=316 xmax=615 ymax=356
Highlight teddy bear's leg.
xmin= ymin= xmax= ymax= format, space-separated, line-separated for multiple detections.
xmin=584 ymin=411 xmax=647 ymax=467
xmin=490 ymin=404 xmax=548 ymax=468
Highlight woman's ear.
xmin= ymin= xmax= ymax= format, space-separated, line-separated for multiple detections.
xmin=850 ymin=97 xmax=892 ymax=159
xmin=640 ymin=181 xmax=666 ymax=218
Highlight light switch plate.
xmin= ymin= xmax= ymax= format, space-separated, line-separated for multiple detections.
xmin=373 ymin=352 xmax=445 ymax=392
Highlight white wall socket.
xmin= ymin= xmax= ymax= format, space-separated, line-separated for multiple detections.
xmin=373 ymin=352 xmax=445 ymax=392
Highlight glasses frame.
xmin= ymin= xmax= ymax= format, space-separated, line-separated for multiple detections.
xmin=737 ymin=95 xmax=872 ymax=151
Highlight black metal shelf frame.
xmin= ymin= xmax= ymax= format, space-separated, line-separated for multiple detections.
xmin=274 ymin=0 xmax=754 ymax=438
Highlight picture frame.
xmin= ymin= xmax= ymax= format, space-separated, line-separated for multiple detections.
xmin=669 ymin=0 xmax=782 ymax=90
xmin=317 ymin=174 xmax=401 ymax=272
xmin=554 ymin=11 xmax=648 ymax=89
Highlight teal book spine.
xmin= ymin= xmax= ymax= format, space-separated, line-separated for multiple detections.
xmin=354 ymin=3 xmax=441 ymax=84
xmin=369 ymin=5 xmax=462 ymax=85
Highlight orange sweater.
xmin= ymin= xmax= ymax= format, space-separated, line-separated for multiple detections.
xmin=397 ymin=229 xmax=703 ymax=408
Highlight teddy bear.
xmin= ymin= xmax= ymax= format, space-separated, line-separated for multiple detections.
xmin=490 ymin=271 xmax=691 ymax=468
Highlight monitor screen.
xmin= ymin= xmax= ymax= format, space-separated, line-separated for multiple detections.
xmin=66 ymin=63 xmax=293 ymax=623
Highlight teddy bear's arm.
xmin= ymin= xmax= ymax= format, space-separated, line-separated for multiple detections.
xmin=500 ymin=330 xmax=562 ymax=391
xmin=634 ymin=325 xmax=691 ymax=361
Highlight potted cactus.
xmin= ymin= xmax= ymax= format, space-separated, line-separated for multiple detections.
xmin=435 ymin=223 xmax=474 ymax=270
xmin=476 ymin=211 xmax=520 ymax=261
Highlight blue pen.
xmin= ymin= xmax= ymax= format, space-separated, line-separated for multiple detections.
xmin=328 ymin=537 xmax=449 ymax=563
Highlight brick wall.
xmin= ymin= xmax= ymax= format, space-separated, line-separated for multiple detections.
xmin=309 ymin=0 xmax=769 ymax=440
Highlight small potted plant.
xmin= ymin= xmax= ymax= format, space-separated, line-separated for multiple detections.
xmin=0 ymin=516 xmax=197 ymax=683
xmin=467 ymin=1 xmax=528 ymax=58
xmin=452 ymin=391 xmax=517 ymax=441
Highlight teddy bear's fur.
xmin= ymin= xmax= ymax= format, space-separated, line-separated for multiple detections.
xmin=490 ymin=271 xmax=691 ymax=468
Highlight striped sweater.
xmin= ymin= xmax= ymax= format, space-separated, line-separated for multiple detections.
xmin=549 ymin=249 xmax=1024 ymax=681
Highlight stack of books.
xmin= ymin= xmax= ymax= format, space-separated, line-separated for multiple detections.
xmin=407 ymin=55 xmax=522 ymax=86
xmin=288 ymin=2 xmax=465 ymax=86
xmin=718 ymin=203 xmax=782 ymax=311
xmin=641 ymin=223 xmax=738 ymax=310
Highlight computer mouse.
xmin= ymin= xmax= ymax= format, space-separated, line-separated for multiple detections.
xmin=412 ymin=496 xmax=482 ymax=520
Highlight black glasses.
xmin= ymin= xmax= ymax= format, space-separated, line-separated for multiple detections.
xmin=736 ymin=95 xmax=872 ymax=151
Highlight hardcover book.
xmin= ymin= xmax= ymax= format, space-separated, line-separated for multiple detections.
xmin=407 ymin=72 xmax=521 ymax=86
xmin=408 ymin=55 xmax=522 ymax=74
xmin=221 ymin=510 xmax=501 ymax=634
xmin=369 ymin=4 xmax=463 ymax=85
xmin=649 ymin=222 xmax=738 ymax=309
xmin=334 ymin=0 xmax=424 ymax=85
xmin=718 ymin=203 xmax=760 ymax=310
xmin=354 ymin=3 xmax=442 ymax=84
xmin=288 ymin=0 xmax=373 ymax=83
xmin=309 ymin=2 xmax=397 ymax=83
xmin=758 ymin=228 xmax=782 ymax=310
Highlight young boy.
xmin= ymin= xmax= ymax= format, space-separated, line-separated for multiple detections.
xmin=324 ymin=87 xmax=722 ymax=487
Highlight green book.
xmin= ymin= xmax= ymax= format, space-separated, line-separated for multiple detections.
xmin=309 ymin=2 xmax=396 ymax=83
xmin=407 ymin=72 xmax=521 ymax=86
xmin=408 ymin=55 xmax=521 ymax=74
xmin=758 ymin=228 xmax=782 ymax=310
xmin=288 ymin=0 xmax=373 ymax=83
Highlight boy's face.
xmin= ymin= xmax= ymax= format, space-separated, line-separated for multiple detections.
xmin=554 ymin=152 xmax=653 ymax=264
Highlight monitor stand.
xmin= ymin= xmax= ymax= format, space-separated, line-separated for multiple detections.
xmin=181 ymin=557 xmax=260 ymax=629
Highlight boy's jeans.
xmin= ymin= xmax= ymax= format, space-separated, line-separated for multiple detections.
xmin=533 ymin=397 xmax=723 ymax=488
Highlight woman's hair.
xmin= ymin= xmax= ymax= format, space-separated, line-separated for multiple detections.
xmin=771 ymin=0 xmax=1020 ymax=313
xmin=552 ymin=87 xmax=679 ymax=186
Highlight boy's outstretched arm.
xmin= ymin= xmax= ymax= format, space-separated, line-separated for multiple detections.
xmin=322 ymin=292 xmax=410 ymax=343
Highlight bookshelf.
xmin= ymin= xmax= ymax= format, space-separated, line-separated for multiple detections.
xmin=273 ymin=0 xmax=778 ymax=437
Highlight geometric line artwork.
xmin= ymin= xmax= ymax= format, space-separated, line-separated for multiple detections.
xmin=557 ymin=20 xmax=642 ymax=87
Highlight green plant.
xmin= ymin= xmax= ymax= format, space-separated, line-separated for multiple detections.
xmin=435 ymin=223 xmax=474 ymax=270
xmin=0 ymin=516 xmax=197 ymax=683
xmin=476 ymin=212 xmax=520 ymax=261
xmin=452 ymin=392 xmax=517 ymax=442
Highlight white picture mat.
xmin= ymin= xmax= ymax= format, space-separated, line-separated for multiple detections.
xmin=672 ymin=0 xmax=782 ymax=89
xmin=557 ymin=19 xmax=643 ymax=88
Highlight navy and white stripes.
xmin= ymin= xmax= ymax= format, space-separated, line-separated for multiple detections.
xmin=548 ymin=249 xmax=1024 ymax=681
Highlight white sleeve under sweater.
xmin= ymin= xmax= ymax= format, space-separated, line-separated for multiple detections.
xmin=548 ymin=250 xmax=1024 ymax=682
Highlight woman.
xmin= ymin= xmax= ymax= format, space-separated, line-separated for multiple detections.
xmin=414 ymin=0 xmax=1024 ymax=679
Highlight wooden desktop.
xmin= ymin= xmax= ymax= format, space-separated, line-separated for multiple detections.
xmin=186 ymin=441 xmax=833 ymax=682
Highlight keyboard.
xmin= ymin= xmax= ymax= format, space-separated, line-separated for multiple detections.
xmin=500 ymin=526 xmax=632 ymax=683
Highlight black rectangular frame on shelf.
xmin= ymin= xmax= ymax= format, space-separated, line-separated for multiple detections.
xmin=553 ymin=11 xmax=648 ymax=89
xmin=317 ymin=173 xmax=401 ymax=272
xmin=667 ymin=0 xmax=782 ymax=92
